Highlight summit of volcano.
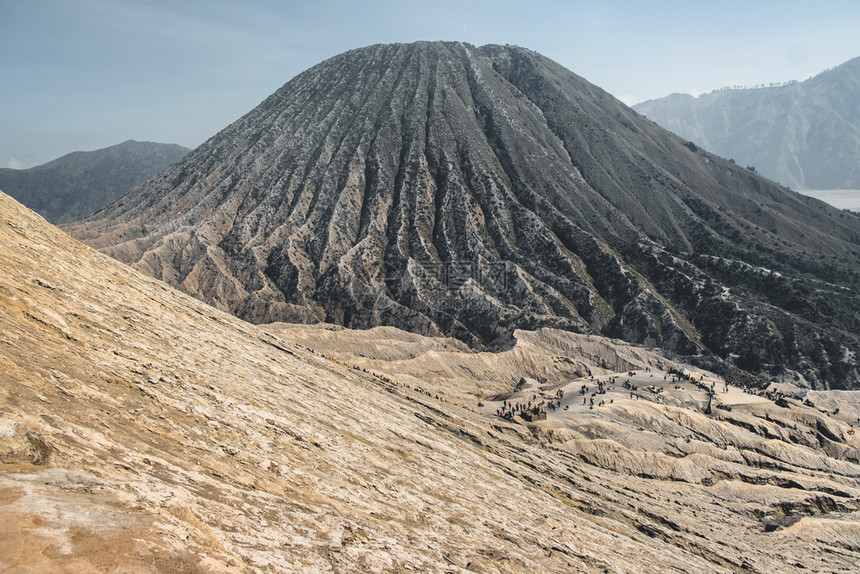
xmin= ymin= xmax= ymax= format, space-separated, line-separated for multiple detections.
xmin=65 ymin=42 xmax=860 ymax=388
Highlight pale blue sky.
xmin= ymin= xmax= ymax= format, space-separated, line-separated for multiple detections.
xmin=2 ymin=0 xmax=859 ymax=168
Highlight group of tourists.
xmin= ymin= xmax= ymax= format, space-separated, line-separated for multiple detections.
xmin=496 ymin=396 xmax=550 ymax=420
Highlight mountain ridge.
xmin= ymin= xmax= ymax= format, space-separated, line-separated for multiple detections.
xmin=633 ymin=56 xmax=860 ymax=190
xmin=0 ymin=140 xmax=189 ymax=224
xmin=65 ymin=42 xmax=860 ymax=388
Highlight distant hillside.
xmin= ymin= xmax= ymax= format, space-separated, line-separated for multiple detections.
xmin=634 ymin=57 xmax=860 ymax=191
xmin=0 ymin=140 xmax=189 ymax=223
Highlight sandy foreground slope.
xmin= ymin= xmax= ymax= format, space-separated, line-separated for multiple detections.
xmin=2 ymin=190 xmax=860 ymax=573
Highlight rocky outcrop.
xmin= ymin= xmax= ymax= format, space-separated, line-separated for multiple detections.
xmin=633 ymin=56 xmax=860 ymax=190
xmin=0 ymin=140 xmax=189 ymax=223
xmin=65 ymin=42 xmax=860 ymax=387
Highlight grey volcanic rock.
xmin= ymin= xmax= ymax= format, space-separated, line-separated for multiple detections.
xmin=633 ymin=57 xmax=860 ymax=190
xmin=0 ymin=140 xmax=189 ymax=223
xmin=65 ymin=42 xmax=860 ymax=388
xmin=4 ymin=191 xmax=860 ymax=572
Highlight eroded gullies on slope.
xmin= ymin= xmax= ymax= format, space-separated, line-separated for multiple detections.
xmin=3 ymin=168 xmax=860 ymax=571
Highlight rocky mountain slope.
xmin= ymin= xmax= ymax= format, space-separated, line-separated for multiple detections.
xmin=64 ymin=42 xmax=860 ymax=388
xmin=0 ymin=140 xmax=189 ymax=223
xmin=4 ymin=191 xmax=860 ymax=572
xmin=267 ymin=322 xmax=698 ymax=399
xmin=633 ymin=56 xmax=860 ymax=191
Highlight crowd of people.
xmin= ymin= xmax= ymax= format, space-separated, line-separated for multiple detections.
xmin=496 ymin=393 xmax=554 ymax=419
xmin=291 ymin=342 xmax=855 ymax=431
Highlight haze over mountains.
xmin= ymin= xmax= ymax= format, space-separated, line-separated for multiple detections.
xmin=633 ymin=56 xmax=860 ymax=193
xmin=65 ymin=42 xmax=860 ymax=389
xmin=0 ymin=140 xmax=189 ymax=224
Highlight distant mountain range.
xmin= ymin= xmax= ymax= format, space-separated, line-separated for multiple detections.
xmin=0 ymin=140 xmax=189 ymax=223
xmin=65 ymin=42 xmax=860 ymax=388
xmin=633 ymin=57 xmax=860 ymax=191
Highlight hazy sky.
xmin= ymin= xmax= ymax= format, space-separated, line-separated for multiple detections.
xmin=2 ymin=0 xmax=859 ymax=169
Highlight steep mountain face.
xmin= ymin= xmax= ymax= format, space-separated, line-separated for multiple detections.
xmin=65 ymin=42 xmax=860 ymax=388
xmin=0 ymin=140 xmax=189 ymax=223
xmin=633 ymin=57 xmax=860 ymax=190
